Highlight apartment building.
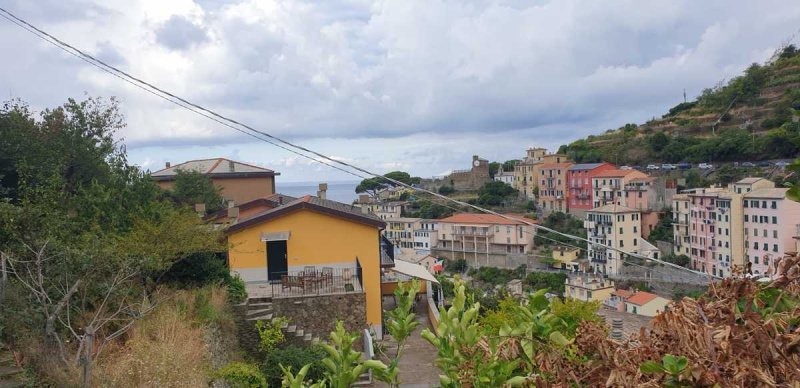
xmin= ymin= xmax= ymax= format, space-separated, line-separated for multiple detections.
xmin=591 ymin=169 xmax=648 ymax=208
xmin=538 ymin=162 xmax=574 ymax=214
xmin=413 ymin=220 xmax=438 ymax=253
xmin=687 ymin=188 xmax=728 ymax=276
xmin=566 ymin=162 xmax=616 ymax=218
xmin=513 ymin=148 xmax=547 ymax=199
xmin=564 ymin=275 xmax=614 ymax=303
xmin=743 ymin=188 xmax=800 ymax=276
xmin=585 ymin=204 xmax=644 ymax=275
xmin=672 ymin=194 xmax=691 ymax=257
xmin=356 ymin=195 xmax=407 ymax=220
xmin=383 ymin=217 xmax=422 ymax=250
xmin=434 ymin=213 xmax=537 ymax=260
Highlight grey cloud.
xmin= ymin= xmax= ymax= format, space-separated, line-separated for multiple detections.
xmin=155 ymin=16 xmax=209 ymax=50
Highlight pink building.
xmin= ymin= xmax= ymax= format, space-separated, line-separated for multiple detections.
xmin=566 ymin=162 xmax=616 ymax=218
xmin=591 ymin=169 xmax=648 ymax=208
xmin=687 ymin=188 xmax=726 ymax=275
xmin=742 ymin=188 xmax=800 ymax=276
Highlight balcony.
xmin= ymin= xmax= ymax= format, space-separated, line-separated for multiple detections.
xmin=453 ymin=230 xmax=494 ymax=238
xmin=247 ymin=265 xmax=364 ymax=299
xmin=590 ymin=231 xmax=606 ymax=239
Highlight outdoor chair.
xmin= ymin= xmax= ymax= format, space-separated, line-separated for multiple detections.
xmin=281 ymin=274 xmax=304 ymax=291
xmin=321 ymin=267 xmax=334 ymax=286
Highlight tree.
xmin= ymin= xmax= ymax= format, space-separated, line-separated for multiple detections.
xmin=170 ymin=170 xmax=225 ymax=212
xmin=502 ymin=160 xmax=519 ymax=172
xmin=647 ymin=132 xmax=670 ymax=153
xmin=476 ymin=181 xmax=517 ymax=206
xmin=355 ymin=171 xmax=421 ymax=198
xmin=488 ymin=162 xmax=501 ymax=178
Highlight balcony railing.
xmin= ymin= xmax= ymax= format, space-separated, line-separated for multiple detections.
xmin=453 ymin=230 xmax=494 ymax=237
xmin=262 ymin=266 xmax=364 ymax=298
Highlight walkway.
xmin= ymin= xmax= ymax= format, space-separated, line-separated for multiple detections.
xmin=373 ymin=301 xmax=441 ymax=388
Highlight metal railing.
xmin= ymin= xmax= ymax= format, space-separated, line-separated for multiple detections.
xmin=266 ymin=266 xmax=363 ymax=298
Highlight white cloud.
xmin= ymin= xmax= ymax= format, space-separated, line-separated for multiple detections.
xmin=1 ymin=0 xmax=799 ymax=182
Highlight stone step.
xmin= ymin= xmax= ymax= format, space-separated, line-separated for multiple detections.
xmin=295 ymin=329 xmax=304 ymax=337
xmin=312 ymin=337 xmax=320 ymax=344
xmin=246 ymin=308 xmax=273 ymax=316
xmin=0 ymin=366 xmax=23 ymax=378
xmin=246 ymin=313 xmax=273 ymax=321
xmin=286 ymin=325 xmax=296 ymax=333
xmin=303 ymin=333 xmax=312 ymax=341
xmin=248 ymin=297 xmax=273 ymax=304
xmin=247 ymin=302 xmax=273 ymax=308
xmin=279 ymin=320 xmax=289 ymax=329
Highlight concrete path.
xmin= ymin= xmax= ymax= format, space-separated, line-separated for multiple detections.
xmin=373 ymin=302 xmax=441 ymax=388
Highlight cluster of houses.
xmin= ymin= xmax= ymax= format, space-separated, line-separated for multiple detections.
xmin=563 ymin=275 xmax=671 ymax=317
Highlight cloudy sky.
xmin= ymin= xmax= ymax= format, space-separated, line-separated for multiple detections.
xmin=1 ymin=0 xmax=799 ymax=183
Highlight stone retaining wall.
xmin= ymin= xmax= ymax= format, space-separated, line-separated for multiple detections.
xmin=272 ymin=292 xmax=367 ymax=344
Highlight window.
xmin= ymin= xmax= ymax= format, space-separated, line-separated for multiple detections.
xmin=754 ymin=242 xmax=759 ymax=250
xmin=771 ymin=201 xmax=777 ymax=209
xmin=619 ymin=227 xmax=623 ymax=234
xmin=772 ymin=216 xmax=777 ymax=224
xmin=773 ymin=230 xmax=778 ymax=239
xmin=620 ymin=240 xmax=624 ymax=247
xmin=633 ymin=238 xmax=638 ymax=246
xmin=773 ymin=244 xmax=778 ymax=252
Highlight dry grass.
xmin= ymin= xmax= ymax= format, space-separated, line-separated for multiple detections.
xmin=94 ymin=286 xmax=232 ymax=387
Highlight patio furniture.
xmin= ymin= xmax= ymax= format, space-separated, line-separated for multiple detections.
xmin=321 ymin=267 xmax=333 ymax=286
xmin=281 ymin=274 xmax=304 ymax=291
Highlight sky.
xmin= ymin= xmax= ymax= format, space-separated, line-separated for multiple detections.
xmin=1 ymin=0 xmax=799 ymax=182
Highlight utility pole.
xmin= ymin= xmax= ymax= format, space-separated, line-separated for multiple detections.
xmin=683 ymin=88 xmax=687 ymax=103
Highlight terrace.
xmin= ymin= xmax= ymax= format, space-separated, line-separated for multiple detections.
xmin=246 ymin=264 xmax=364 ymax=299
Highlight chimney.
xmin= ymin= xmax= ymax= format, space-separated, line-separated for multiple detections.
xmin=227 ymin=200 xmax=235 ymax=208
xmin=227 ymin=207 xmax=239 ymax=219
xmin=165 ymin=161 xmax=171 ymax=168
xmin=361 ymin=205 xmax=370 ymax=214
xmin=194 ymin=203 xmax=206 ymax=214
xmin=317 ymin=183 xmax=328 ymax=200
xmin=228 ymin=160 xmax=235 ymax=172
xmin=278 ymin=196 xmax=283 ymax=205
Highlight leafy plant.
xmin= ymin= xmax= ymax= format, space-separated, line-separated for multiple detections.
xmin=262 ymin=345 xmax=326 ymax=387
xmin=215 ymin=361 xmax=267 ymax=388
xmin=227 ymin=273 xmax=247 ymax=304
xmin=640 ymin=354 xmax=692 ymax=387
xmin=377 ymin=280 xmax=421 ymax=386
xmin=255 ymin=318 xmax=288 ymax=353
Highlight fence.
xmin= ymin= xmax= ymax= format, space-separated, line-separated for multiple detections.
xmin=265 ymin=266 xmax=363 ymax=298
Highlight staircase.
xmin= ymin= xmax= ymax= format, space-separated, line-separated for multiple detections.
xmin=0 ymin=347 xmax=23 ymax=388
xmin=244 ymin=297 xmax=320 ymax=345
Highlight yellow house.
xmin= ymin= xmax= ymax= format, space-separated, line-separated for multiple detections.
xmin=564 ymin=275 xmax=614 ymax=303
xmin=624 ymin=291 xmax=671 ymax=317
xmin=551 ymin=246 xmax=581 ymax=270
xmin=226 ymin=195 xmax=390 ymax=334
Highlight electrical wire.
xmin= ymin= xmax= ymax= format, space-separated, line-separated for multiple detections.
xmin=0 ymin=6 xmax=722 ymax=279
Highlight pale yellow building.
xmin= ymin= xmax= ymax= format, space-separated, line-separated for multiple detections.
xmin=624 ymin=291 xmax=671 ymax=317
xmin=672 ymin=194 xmax=691 ymax=257
xmin=585 ymin=204 xmax=645 ymax=275
xmin=551 ymin=246 xmax=581 ymax=270
xmin=513 ymin=148 xmax=546 ymax=199
xmin=564 ymin=275 xmax=614 ymax=303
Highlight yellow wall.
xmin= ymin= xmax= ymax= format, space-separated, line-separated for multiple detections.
xmin=227 ymin=209 xmax=383 ymax=326
xmin=158 ymin=175 xmax=275 ymax=206
xmin=566 ymin=285 xmax=614 ymax=302
xmin=625 ymin=297 xmax=670 ymax=317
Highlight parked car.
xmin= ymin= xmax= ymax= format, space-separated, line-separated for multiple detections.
xmin=661 ymin=163 xmax=676 ymax=170
xmin=677 ymin=162 xmax=691 ymax=170
xmin=741 ymin=162 xmax=756 ymax=168
xmin=775 ymin=161 xmax=791 ymax=167
xmin=620 ymin=165 xmax=633 ymax=170
xmin=646 ymin=164 xmax=660 ymax=170
xmin=698 ymin=163 xmax=714 ymax=169
xmin=757 ymin=161 xmax=773 ymax=167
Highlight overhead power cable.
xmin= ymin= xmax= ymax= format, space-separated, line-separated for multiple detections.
xmin=0 ymin=6 xmax=721 ymax=280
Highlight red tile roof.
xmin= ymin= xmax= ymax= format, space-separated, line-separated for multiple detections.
xmin=438 ymin=213 xmax=538 ymax=225
xmin=626 ymin=291 xmax=660 ymax=306
xmin=613 ymin=289 xmax=634 ymax=299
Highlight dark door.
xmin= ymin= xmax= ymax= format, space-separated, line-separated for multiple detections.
xmin=266 ymin=240 xmax=288 ymax=281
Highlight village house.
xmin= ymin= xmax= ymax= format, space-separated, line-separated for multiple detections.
xmin=413 ymin=219 xmax=438 ymax=254
xmin=513 ymin=147 xmax=547 ymax=199
xmin=550 ymin=246 xmax=582 ymax=271
xmin=356 ymin=194 xmax=407 ymax=220
xmin=591 ymin=169 xmax=648 ymax=208
xmin=604 ymin=288 xmax=634 ymax=312
xmin=433 ymin=213 xmax=537 ymax=265
xmin=537 ymin=162 xmax=574 ymax=215
xmin=566 ymin=162 xmax=616 ymax=218
xmin=585 ymin=204 xmax=659 ymax=276
xmin=494 ymin=169 xmax=515 ymax=185
xmin=564 ymin=275 xmax=614 ymax=303
xmin=743 ymin=187 xmax=800 ymax=276
xmin=383 ymin=217 xmax=422 ymax=252
xmin=225 ymin=194 xmax=393 ymax=336
xmin=624 ymin=291 xmax=671 ymax=317
xmin=152 ymin=158 xmax=279 ymax=206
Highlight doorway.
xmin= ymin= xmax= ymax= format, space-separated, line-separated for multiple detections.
xmin=266 ymin=240 xmax=288 ymax=281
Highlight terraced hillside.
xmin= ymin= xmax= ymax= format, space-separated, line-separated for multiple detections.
xmin=560 ymin=45 xmax=800 ymax=165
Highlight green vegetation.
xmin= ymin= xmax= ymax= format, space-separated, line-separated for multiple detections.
xmin=437 ymin=185 xmax=455 ymax=195
xmin=474 ymin=180 xmax=517 ymax=206
xmin=468 ymin=265 xmax=526 ymax=286
xmin=404 ymin=199 xmax=455 ymax=219
xmin=262 ymin=346 xmax=326 ymax=387
xmin=169 ymin=170 xmax=226 ymax=212
xmin=255 ymin=318 xmax=288 ymax=354
xmin=214 ymin=362 xmax=267 ymax=388
xmin=355 ymin=171 xmax=421 ymax=198
xmin=444 ymin=258 xmax=467 ymax=273
xmin=646 ymin=210 xmax=674 ymax=244
xmin=533 ymin=212 xmax=587 ymax=250
xmin=662 ymin=253 xmax=691 ymax=268
xmin=559 ymin=46 xmax=800 ymax=165
xmin=524 ymin=272 xmax=567 ymax=294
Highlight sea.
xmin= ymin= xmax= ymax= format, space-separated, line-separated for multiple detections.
xmin=277 ymin=180 xmax=359 ymax=204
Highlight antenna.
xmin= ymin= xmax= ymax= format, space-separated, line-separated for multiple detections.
xmin=683 ymin=88 xmax=687 ymax=103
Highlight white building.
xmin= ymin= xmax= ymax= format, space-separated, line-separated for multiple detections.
xmin=494 ymin=170 xmax=515 ymax=185
xmin=413 ymin=219 xmax=438 ymax=254
xmin=585 ymin=204 xmax=648 ymax=276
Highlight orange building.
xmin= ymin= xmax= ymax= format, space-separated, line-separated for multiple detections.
xmin=152 ymin=158 xmax=279 ymax=206
xmin=537 ymin=162 xmax=574 ymax=214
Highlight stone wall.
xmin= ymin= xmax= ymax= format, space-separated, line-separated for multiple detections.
xmin=433 ymin=248 xmax=535 ymax=269
xmin=233 ymin=303 xmax=261 ymax=356
xmin=272 ymin=292 xmax=367 ymax=343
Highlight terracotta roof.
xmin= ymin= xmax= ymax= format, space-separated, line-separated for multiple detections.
xmin=594 ymin=169 xmax=645 ymax=178
xmin=540 ymin=162 xmax=574 ymax=169
xmin=227 ymin=194 xmax=384 ymax=233
xmin=736 ymin=177 xmax=767 ymax=184
xmin=151 ymin=158 xmax=277 ymax=180
xmin=613 ymin=289 xmax=634 ymax=299
xmin=626 ymin=291 xmax=660 ymax=306
xmin=438 ymin=213 xmax=537 ymax=225
xmin=204 ymin=193 xmax=297 ymax=221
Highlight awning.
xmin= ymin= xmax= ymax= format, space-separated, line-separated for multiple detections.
xmin=390 ymin=259 xmax=439 ymax=284
xmin=261 ymin=231 xmax=291 ymax=241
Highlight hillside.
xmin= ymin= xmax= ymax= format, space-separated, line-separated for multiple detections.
xmin=559 ymin=45 xmax=800 ymax=165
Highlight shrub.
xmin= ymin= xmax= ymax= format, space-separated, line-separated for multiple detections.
xmin=549 ymin=297 xmax=603 ymax=337
xmin=227 ymin=274 xmax=247 ymax=304
xmin=215 ymin=361 xmax=267 ymax=388
xmin=524 ymin=272 xmax=567 ymax=294
xmin=438 ymin=185 xmax=455 ymax=195
xmin=255 ymin=318 xmax=288 ymax=353
xmin=444 ymin=258 xmax=467 ymax=273
xmin=262 ymin=346 xmax=326 ymax=387
xmin=160 ymin=252 xmax=229 ymax=287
